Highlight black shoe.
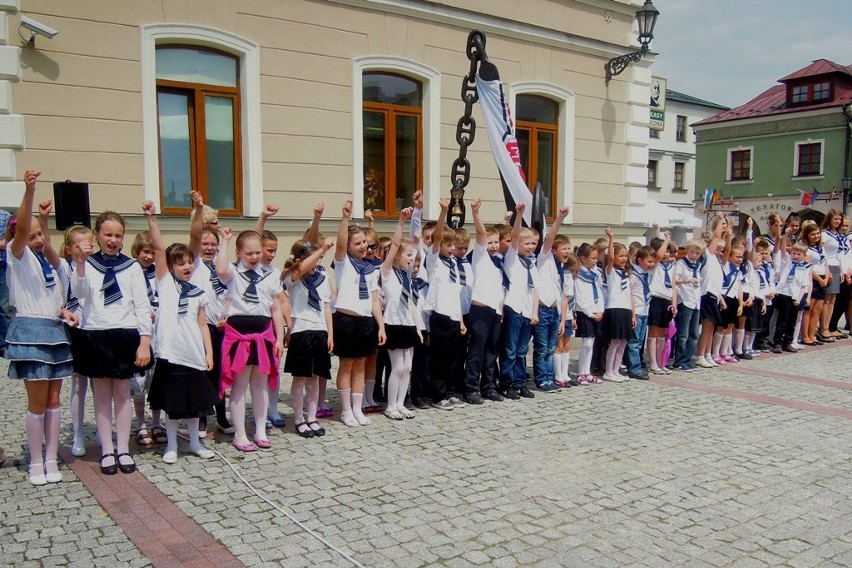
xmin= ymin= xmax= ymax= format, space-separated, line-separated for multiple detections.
xmin=115 ymin=452 xmax=136 ymax=474
xmin=403 ymin=395 xmax=415 ymax=410
xmin=518 ymin=386 xmax=536 ymax=399
xmin=307 ymin=421 xmax=326 ymax=437
xmin=771 ymin=345 xmax=783 ymax=354
xmin=295 ymin=422 xmax=315 ymax=438
xmin=373 ymin=392 xmax=387 ymax=403
xmin=100 ymin=453 xmax=117 ymax=476
xmin=502 ymin=388 xmax=521 ymax=400
xmin=590 ymin=368 xmax=605 ymax=377
xmin=628 ymin=372 xmax=650 ymax=380
xmin=736 ymin=351 xmax=753 ymax=360
xmin=463 ymin=393 xmax=483 ymax=405
xmin=567 ymin=378 xmax=582 ymax=387
xmin=412 ymin=398 xmax=431 ymax=409
xmin=482 ymin=391 xmax=504 ymax=402
xmin=782 ymin=344 xmax=797 ymax=353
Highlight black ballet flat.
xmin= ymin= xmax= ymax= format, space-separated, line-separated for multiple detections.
xmin=115 ymin=452 xmax=137 ymax=474
xmin=307 ymin=421 xmax=326 ymax=437
xmin=294 ymin=422 xmax=315 ymax=438
xmin=100 ymin=453 xmax=117 ymax=476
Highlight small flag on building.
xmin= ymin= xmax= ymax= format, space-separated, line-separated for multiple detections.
xmin=703 ymin=188 xmax=717 ymax=209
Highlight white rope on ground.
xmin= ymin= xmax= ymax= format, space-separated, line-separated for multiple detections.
xmin=176 ymin=432 xmax=364 ymax=568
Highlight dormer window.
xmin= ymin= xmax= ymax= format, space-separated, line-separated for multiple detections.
xmin=788 ymin=80 xmax=833 ymax=106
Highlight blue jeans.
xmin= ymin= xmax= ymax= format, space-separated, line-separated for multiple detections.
xmin=499 ymin=307 xmax=532 ymax=391
xmin=626 ymin=315 xmax=648 ymax=375
xmin=0 ymin=264 xmax=10 ymax=350
xmin=674 ymin=305 xmax=700 ymax=368
xmin=532 ymin=305 xmax=560 ymax=386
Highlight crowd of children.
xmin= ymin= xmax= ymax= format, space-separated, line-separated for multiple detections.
xmin=6 ymin=171 xmax=852 ymax=485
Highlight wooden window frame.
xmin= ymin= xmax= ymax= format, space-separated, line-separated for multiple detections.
xmin=676 ymin=115 xmax=687 ymax=142
xmin=788 ymin=80 xmax=833 ymax=106
xmin=647 ymin=159 xmax=659 ymax=189
xmin=730 ymin=150 xmax=751 ymax=181
xmin=155 ymin=46 xmax=242 ymax=217
xmin=797 ymin=142 xmax=822 ymax=176
xmin=673 ymin=162 xmax=685 ymax=190
xmin=516 ymin=120 xmax=559 ymax=220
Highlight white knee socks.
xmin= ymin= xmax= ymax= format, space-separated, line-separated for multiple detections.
xmin=363 ymin=379 xmax=377 ymax=408
xmin=26 ymin=411 xmax=44 ymax=467
xmin=351 ymin=392 xmax=370 ymax=426
xmin=712 ymin=332 xmax=723 ymax=357
xmin=339 ymin=388 xmax=358 ymax=427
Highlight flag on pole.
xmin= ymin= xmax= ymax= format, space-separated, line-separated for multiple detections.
xmin=475 ymin=74 xmax=533 ymax=226
xmin=530 ymin=181 xmax=547 ymax=254
xmin=703 ymin=188 xmax=716 ymax=209
xmin=799 ymin=189 xmax=812 ymax=206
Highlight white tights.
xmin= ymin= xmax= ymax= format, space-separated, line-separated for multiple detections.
xmin=578 ymin=337 xmax=595 ymax=376
xmin=165 ymin=417 xmax=204 ymax=455
xmin=291 ymin=376 xmax=320 ymax=424
xmin=605 ymin=339 xmax=627 ymax=376
xmin=92 ymin=378 xmax=132 ymax=458
xmin=387 ymin=348 xmax=413 ymax=412
xmin=230 ymin=365 xmax=269 ymax=446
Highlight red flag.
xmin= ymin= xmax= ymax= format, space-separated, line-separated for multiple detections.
xmin=800 ymin=192 xmax=812 ymax=206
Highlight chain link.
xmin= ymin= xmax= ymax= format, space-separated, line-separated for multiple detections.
xmin=447 ymin=30 xmax=488 ymax=228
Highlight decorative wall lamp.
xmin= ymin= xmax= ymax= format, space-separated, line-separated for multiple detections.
xmin=842 ymin=176 xmax=851 ymax=213
xmin=604 ymin=0 xmax=659 ymax=84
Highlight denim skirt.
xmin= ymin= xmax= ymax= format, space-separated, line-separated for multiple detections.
xmin=6 ymin=316 xmax=73 ymax=380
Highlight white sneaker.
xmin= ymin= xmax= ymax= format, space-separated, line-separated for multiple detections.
xmin=71 ymin=437 xmax=86 ymax=457
xmin=707 ymin=356 xmax=719 ymax=367
xmin=602 ymin=373 xmax=622 ymax=382
xmin=447 ymin=396 xmax=467 ymax=408
xmin=163 ymin=450 xmax=178 ymax=464
xmin=791 ymin=342 xmax=804 ymax=350
xmin=190 ymin=446 xmax=215 ymax=459
xmin=695 ymin=358 xmax=713 ymax=369
xmin=649 ymin=366 xmax=666 ymax=375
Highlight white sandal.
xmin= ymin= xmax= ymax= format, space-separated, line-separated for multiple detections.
xmin=28 ymin=463 xmax=47 ymax=486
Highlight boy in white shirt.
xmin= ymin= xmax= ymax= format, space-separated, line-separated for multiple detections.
xmin=673 ymin=239 xmax=704 ymax=371
xmin=771 ymin=241 xmax=812 ymax=353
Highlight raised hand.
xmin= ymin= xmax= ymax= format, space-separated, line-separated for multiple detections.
xmin=516 ymin=202 xmax=525 ymax=213
xmin=413 ymin=190 xmax=423 ymax=209
xmin=38 ymin=200 xmax=53 ymax=217
xmin=556 ymin=206 xmax=569 ymax=220
xmin=313 ymin=202 xmax=325 ymax=217
xmin=604 ymin=226 xmax=613 ymax=238
xmin=342 ymin=200 xmax=353 ymax=218
xmin=261 ymin=204 xmax=279 ymax=217
xmin=471 ymin=197 xmax=482 ymax=213
xmin=191 ymin=190 xmax=203 ymax=209
xmin=322 ymin=238 xmax=334 ymax=251
xmin=399 ymin=207 xmax=413 ymax=221
xmin=142 ymin=200 xmax=156 ymax=216
xmin=439 ymin=197 xmax=450 ymax=210
xmin=221 ymin=226 xmax=233 ymax=241
xmin=364 ymin=209 xmax=374 ymax=222
xmin=24 ymin=170 xmax=41 ymax=191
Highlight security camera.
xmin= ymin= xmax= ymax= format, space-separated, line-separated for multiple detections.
xmin=19 ymin=16 xmax=58 ymax=47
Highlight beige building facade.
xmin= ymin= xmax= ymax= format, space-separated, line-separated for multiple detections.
xmin=0 ymin=0 xmax=656 ymax=244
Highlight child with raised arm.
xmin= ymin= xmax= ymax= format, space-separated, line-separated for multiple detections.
xmin=380 ymin=208 xmax=420 ymax=419
xmin=574 ymin=243 xmax=605 ymax=384
xmin=626 ymin=246 xmax=655 ymax=380
xmin=72 ymin=209 xmax=152 ymax=475
xmin=696 ymin=215 xmax=729 ymax=368
xmin=772 ymin=240 xmax=812 ymax=353
xmin=427 ymin=198 xmax=468 ymax=410
xmin=143 ymin=202 xmax=218 ymax=463
xmin=647 ymin=231 xmax=678 ymax=374
xmin=281 ymin=237 xmax=334 ymax=437
xmin=601 ymin=227 xmax=635 ymax=382
xmin=332 ymin=200 xmax=386 ymax=426
xmin=216 ymin=228 xmax=285 ymax=451
xmin=7 ymin=172 xmax=77 ymax=484
xmin=463 ymin=199 xmax=508 ymax=403
xmin=673 ymin=240 xmax=705 ymax=371
xmin=498 ymin=203 xmax=539 ymax=398
xmin=532 ymin=207 xmax=571 ymax=391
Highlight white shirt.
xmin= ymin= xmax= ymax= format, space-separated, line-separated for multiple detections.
xmin=72 ymin=257 xmax=152 ymax=335
xmin=562 ymin=274 xmax=575 ymax=320
xmin=381 ymin=266 xmax=417 ymax=327
xmin=60 ymin=259 xmax=84 ymax=318
xmin=283 ymin=272 xmax=330 ymax=333
xmin=191 ymin=257 xmax=227 ymax=325
xmin=674 ymin=258 xmax=701 ymax=310
xmin=7 ymin=247 xmax=67 ymax=319
xmin=574 ymin=267 xmax=604 ymax=317
xmin=630 ymin=265 xmax=650 ymax=317
xmin=722 ymin=262 xmax=744 ymax=300
xmin=503 ymin=248 xmax=539 ymax=318
xmin=536 ymin=251 xmax=563 ymax=309
xmin=424 ymin=250 xmax=463 ymax=321
xmin=470 ymin=243 xmax=505 ymax=314
xmin=700 ymin=253 xmax=724 ymax=298
xmin=777 ymin=261 xmax=810 ymax=300
xmin=807 ymin=245 xmax=827 ymax=276
xmin=453 ymin=255 xmax=473 ymax=315
xmin=649 ymin=262 xmax=675 ymax=300
xmin=154 ymin=273 xmax=208 ymax=370
xmin=822 ymin=231 xmax=846 ymax=268
xmin=222 ymin=262 xmax=279 ymax=317
xmin=333 ymin=255 xmax=378 ymax=317
xmin=605 ymin=266 xmax=632 ymax=310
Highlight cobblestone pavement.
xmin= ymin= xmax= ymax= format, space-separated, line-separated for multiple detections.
xmin=1 ymin=342 xmax=851 ymax=567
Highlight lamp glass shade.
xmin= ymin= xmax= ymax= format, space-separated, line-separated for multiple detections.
xmin=636 ymin=0 xmax=660 ymax=48
xmin=843 ymin=176 xmax=852 ymax=191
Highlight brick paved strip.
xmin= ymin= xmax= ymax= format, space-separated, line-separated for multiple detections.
xmin=718 ymin=364 xmax=852 ymax=390
xmin=650 ymin=375 xmax=852 ymax=420
xmin=58 ymin=446 xmax=244 ymax=568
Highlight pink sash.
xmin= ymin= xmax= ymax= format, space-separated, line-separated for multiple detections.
xmin=219 ymin=322 xmax=279 ymax=397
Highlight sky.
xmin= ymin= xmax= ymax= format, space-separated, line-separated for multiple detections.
xmin=649 ymin=0 xmax=851 ymax=109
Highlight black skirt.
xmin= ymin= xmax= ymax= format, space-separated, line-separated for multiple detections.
xmin=73 ymin=328 xmax=154 ymax=379
xmin=226 ymin=315 xmax=274 ymax=366
xmin=284 ymin=330 xmax=332 ymax=380
xmin=700 ymin=293 xmax=723 ymax=327
xmin=721 ymin=296 xmax=741 ymax=327
xmin=746 ymin=298 xmax=764 ymax=333
xmin=811 ymin=279 xmax=827 ymax=301
xmin=575 ymin=312 xmax=602 ymax=338
xmin=332 ymin=311 xmax=378 ymax=359
xmin=206 ymin=323 xmax=224 ymax=394
xmin=603 ymin=308 xmax=633 ymax=340
xmin=384 ymin=324 xmax=420 ymax=350
xmin=648 ymin=296 xmax=674 ymax=328
xmin=148 ymin=359 xmax=218 ymax=419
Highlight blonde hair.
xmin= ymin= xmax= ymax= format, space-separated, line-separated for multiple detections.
xmin=685 ymin=239 xmax=706 ymax=255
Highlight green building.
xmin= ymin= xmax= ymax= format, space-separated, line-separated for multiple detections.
xmin=693 ymin=59 xmax=852 ymax=233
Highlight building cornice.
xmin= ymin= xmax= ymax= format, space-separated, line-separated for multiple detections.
xmin=694 ymin=110 xmax=848 ymax=144
xmin=324 ymin=0 xmax=644 ymax=58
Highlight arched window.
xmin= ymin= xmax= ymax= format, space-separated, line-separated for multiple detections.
xmin=156 ymin=46 xmax=242 ymax=214
xmin=362 ymin=72 xmax=422 ymax=216
xmin=516 ymin=95 xmax=559 ymax=219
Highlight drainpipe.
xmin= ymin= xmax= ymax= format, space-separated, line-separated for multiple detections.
xmin=843 ymin=104 xmax=852 ymax=214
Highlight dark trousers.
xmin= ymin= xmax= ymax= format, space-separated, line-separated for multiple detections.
xmin=429 ymin=312 xmax=463 ymax=401
xmin=757 ymin=303 xmax=774 ymax=347
xmin=411 ymin=331 xmax=431 ymax=402
xmin=450 ymin=314 xmax=472 ymax=395
xmin=373 ymin=347 xmax=391 ymax=400
xmin=772 ymin=294 xmax=798 ymax=347
xmin=464 ymin=304 xmax=502 ymax=396
xmin=830 ymin=280 xmax=851 ymax=332
xmin=591 ymin=335 xmax=609 ymax=374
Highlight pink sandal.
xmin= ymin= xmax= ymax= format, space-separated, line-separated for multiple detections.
xmin=588 ymin=375 xmax=602 ymax=384
xmin=578 ymin=375 xmax=590 ymax=385
xmin=253 ymin=438 xmax=272 ymax=449
xmin=232 ymin=441 xmax=256 ymax=453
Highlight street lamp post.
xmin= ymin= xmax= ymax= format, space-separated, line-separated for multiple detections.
xmin=604 ymin=0 xmax=660 ymax=84
xmin=843 ymin=176 xmax=851 ymax=215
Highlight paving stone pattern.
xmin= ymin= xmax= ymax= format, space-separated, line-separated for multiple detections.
xmin=1 ymin=344 xmax=851 ymax=567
